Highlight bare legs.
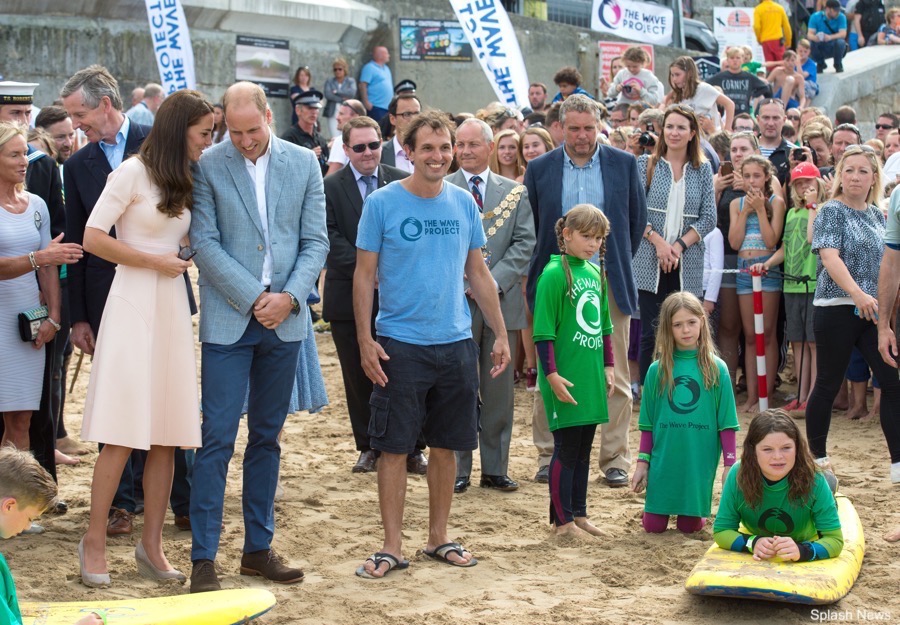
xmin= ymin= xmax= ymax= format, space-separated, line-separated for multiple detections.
xmin=738 ymin=291 xmax=780 ymax=412
xmin=1 ymin=410 xmax=31 ymax=450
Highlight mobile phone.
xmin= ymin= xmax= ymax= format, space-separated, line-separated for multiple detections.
xmin=177 ymin=246 xmax=197 ymax=261
xmin=854 ymin=306 xmax=878 ymax=321
xmin=720 ymin=161 xmax=733 ymax=176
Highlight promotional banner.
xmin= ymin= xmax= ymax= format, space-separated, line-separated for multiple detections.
xmin=713 ymin=7 xmax=765 ymax=64
xmin=400 ymin=18 xmax=474 ymax=61
xmin=599 ymin=42 xmax=655 ymax=78
xmin=449 ymin=0 xmax=530 ymax=107
xmin=144 ymin=0 xmax=196 ymax=93
xmin=591 ymin=0 xmax=674 ymax=46
xmin=235 ymin=35 xmax=291 ymax=98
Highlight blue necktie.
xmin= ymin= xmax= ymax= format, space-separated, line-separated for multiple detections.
xmin=470 ymin=175 xmax=483 ymax=211
xmin=362 ymin=175 xmax=377 ymax=199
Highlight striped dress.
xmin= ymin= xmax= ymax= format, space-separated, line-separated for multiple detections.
xmin=0 ymin=194 xmax=51 ymax=411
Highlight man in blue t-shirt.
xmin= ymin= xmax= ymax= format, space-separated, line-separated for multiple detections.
xmin=807 ymin=0 xmax=849 ymax=73
xmin=353 ymin=111 xmax=511 ymax=579
xmin=358 ymin=46 xmax=393 ymax=123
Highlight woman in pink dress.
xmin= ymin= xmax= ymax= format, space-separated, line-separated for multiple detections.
xmin=78 ymin=90 xmax=213 ymax=587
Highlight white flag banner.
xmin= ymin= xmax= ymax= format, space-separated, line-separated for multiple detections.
xmin=144 ymin=0 xmax=197 ymax=93
xmin=449 ymin=0 xmax=529 ymax=107
xmin=591 ymin=0 xmax=674 ymax=46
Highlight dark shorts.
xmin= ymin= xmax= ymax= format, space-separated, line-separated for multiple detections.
xmin=368 ymin=336 xmax=480 ymax=454
xmin=785 ymin=293 xmax=815 ymax=342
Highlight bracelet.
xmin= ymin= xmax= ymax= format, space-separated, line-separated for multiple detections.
xmin=806 ymin=202 xmax=818 ymax=210
xmin=746 ymin=535 xmax=758 ymax=553
xmin=46 ymin=317 xmax=61 ymax=332
xmin=637 ymin=452 xmax=652 ymax=464
xmin=644 ymin=226 xmax=654 ymax=240
xmin=675 ymin=237 xmax=687 ymax=252
xmin=28 ymin=251 xmax=39 ymax=271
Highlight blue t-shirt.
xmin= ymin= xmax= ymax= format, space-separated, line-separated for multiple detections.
xmin=801 ymin=58 xmax=817 ymax=83
xmin=356 ymin=181 xmax=487 ymax=346
xmin=359 ymin=61 xmax=393 ymax=110
xmin=808 ymin=11 xmax=848 ymax=36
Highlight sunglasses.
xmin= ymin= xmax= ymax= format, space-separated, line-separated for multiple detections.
xmin=333 ymin=67 xmax=344 ymax=72
xmin=834 ymin=123 xmax=862 ymax=139
xmin=350 ymin=141 xmax=381 ymax=153
xmin=843 ymin=144 xmax=876 ymax=155
xmin=875 ymin=123 xmax=896 ymax=130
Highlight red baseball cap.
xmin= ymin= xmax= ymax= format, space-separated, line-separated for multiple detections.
xmin=791 ymin=161 xmax=821 ymax=182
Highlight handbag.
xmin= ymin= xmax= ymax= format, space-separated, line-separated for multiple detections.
xmin=18 ymin=305 xmax=49 ymax=342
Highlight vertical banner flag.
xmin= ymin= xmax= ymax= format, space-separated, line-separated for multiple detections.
xmin=144 ymin=0 xmax=196 ymax=93
xmin=449 ymin=0 xmax=529 ymax=107
xmin=591 ymin=0 xmax=674 ymax=46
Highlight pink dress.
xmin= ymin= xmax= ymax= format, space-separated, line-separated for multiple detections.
xmin=81 ymin=157 xmax=201 ymax=449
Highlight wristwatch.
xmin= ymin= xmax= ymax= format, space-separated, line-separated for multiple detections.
xmin=285 ymin=291 xmax=301 ymax=314
xmin=806 ymin=202 xmax=818 ymax=210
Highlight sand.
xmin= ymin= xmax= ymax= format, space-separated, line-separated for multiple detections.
xmin=5 ymin=317 xmax=900 ymax=625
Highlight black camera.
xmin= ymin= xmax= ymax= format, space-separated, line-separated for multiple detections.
xmin=638 ymin=124 xmax=656 ymax=148
xmin=791 ymin=148 xmax=806 ymax=162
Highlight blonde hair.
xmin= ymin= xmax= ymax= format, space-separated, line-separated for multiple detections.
xmin=831 ymin=146 xmax=884 ymax=206
xmin=489 ymin=129 xmax=525 ymax=178
xmin=0 ymin=122 xmax=28 ymax=192
xmin=790 ymin=176 xmax=827 ymax=209
xmin=653 ymin=292 xmax=720 ymax=397
xmin=553 ymin=204 xmax=610 ymax=303
xmin=0 ymin=447 xmax=58 ymax=513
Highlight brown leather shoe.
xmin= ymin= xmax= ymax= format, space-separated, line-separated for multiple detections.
xmin=240 ymin=549 xmax=304 ymax=584
xmin=352 ymin=450 xmax=377 ymax=473
xmin=406 ymin=451 xmax=428 ymax=475
xmin=174 ymin=515 xmax=191 ymax=531
xmin=107 ymin=508 xmax=134 ymax=536
xmin=190 ymin=559 xmax=221 ymax=593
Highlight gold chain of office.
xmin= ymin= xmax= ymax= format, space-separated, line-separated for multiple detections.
xmin=483 ymin=184 xmax=525 ymax=238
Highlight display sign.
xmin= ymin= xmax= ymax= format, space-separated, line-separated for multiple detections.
xmin=399 ymin=18 xmax=474 ymax=62
xmin=235 ymin=35 xmax=291 ymax=98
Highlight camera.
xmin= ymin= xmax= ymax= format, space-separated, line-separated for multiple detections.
xmin=639 ymin=123 xmax=656 ymax=148
xmin=791 ymin=148 xmax=806 ymax=162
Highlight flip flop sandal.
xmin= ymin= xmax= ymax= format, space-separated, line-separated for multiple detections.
xmin=422 ymin=542 xmax=478 ymax=567
xmin=355 ymin=552 xmax=409 ymax=579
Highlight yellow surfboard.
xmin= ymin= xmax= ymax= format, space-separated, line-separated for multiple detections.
xmin=20 ymin=588 xmax=276 ymax=625
xmin=685 ymin=494 xmax=864 ymax=604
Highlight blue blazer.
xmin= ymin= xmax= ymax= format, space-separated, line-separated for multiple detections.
xmin=190 ymin=136 xmax=329 ymax=345
xmin=524 ymin=145 xmax=647 ymax=316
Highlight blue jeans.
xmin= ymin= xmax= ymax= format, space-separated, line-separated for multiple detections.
xmin=811 ymin=39 xmax=846 ymax=68
xmin=190 ymin=317 xmax=302 ymax=561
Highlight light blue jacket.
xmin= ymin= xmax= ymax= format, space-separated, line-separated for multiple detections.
xmin=190 ymin=136 xmax=329 ymax=345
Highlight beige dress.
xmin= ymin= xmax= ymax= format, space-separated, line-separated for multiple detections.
xmin=81 ymin=157 xmax=201 ymax=449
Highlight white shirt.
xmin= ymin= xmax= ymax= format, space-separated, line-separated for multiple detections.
xmin=350 ymin=163 xmax=379 ymax=200
xmin=462 ymin=168 xmax=490 ymax=209
xmin=327 ymin=137 xmax=349 ymax=166
xmin=243 ymin=139 xmax=274 ymax=286
xmin=392 ymin=136 xmax=414 ymax=173
xmin=703 ymin=227 xmax=724 ymax=303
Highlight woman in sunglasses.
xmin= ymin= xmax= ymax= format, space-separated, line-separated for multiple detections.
xmin=806 ymin=145 xmax=900 ymax=490
xmin=322 ymin=58 xmax=358 ymax=140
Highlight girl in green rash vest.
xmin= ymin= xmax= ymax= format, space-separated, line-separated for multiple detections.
xmin=533 ymin=204 xmax=613 ymax=538
xmin=631 ymin=291 xmax=739 ymax=533
xmin=714 ymin=409 xmax=843 ymax=561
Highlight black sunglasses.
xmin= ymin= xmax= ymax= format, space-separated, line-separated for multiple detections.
xmin=875 ymin=123 xmax=896 ymax=130
xmin=350 ymin=141 xmax=381 ymax=153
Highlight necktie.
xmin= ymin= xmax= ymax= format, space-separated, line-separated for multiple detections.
xmin=470 ymin=175 xmax=483 ymax=211
xmin=362 ymin=175 xmax=376 ymax=199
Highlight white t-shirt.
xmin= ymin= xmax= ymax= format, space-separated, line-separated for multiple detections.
xmin=681 ymin=82 xmax=723 ymax=131
xmin=327 ymin=137 xmax=349 ymax=166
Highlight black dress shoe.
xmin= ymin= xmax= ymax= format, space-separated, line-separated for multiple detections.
xmin=480 ymin=474 xmax=519 ymax=491
xmin=454 ymin=477 xmax=470 ymax=493
xmin=352 ymin=450 xmax=377 ymax=473
xmin=406 ymin=451 xmax=428 ymax=475
xmin=604 ymin=468 xmax=629 ymax=488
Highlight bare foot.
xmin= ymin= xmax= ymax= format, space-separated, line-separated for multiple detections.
xmin=844 ymin=406 xmax=867 ymax=420
xmin=738 ymin=401 xmax=759 ymax=414
xmin=55 ymin=449 xmax=79 ymax=465
xmin=554 ymin=522 xmax=589 ymax=538
xmin=885 ymin=527 xmax=900 ymax=542
xmin=574 ymin=517 xmax=609 ymax=537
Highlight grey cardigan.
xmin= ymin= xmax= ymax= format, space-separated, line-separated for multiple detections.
xmin=634 ymin=155 xmax=716 ymax=297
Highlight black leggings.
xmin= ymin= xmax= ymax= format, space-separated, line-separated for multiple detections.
xmin=806 ymin=305 xmax=900 ymax=463
xmin=638 ymin=267 xmax=682 ymax=384
xmin=549 ymin=424 xmax=596 ymax=526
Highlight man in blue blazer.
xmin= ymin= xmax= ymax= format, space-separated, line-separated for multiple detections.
xmin=525 ymin=94 xmax=647 ymax=489
xmin=188 ymin=82 xmax=329 ymax=592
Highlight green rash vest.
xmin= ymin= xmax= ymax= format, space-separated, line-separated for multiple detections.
xmin=713 ymin=461 xmax=844 ymax=560
xmin=782 ymin=207 xmax=817 ymax=293
xmin=533 ymin=255 xmax=613 ymax=432
xmin=0 ymin=553 xmax=21 ymax=625
xmin=638 ymin=353 xmax=739 ymax=517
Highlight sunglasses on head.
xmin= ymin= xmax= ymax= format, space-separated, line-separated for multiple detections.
xmin=843 ymin=144 xmax=876 ymax=155
xmin=834 ymin=123 xmax=861 ymax=139
xmin=350 ymin=141 xmax=381 ymax=153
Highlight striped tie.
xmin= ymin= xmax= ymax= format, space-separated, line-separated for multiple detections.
xmin=470 ymin=175 xmax=483 ymax=211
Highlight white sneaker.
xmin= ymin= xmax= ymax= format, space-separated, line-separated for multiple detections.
xmin=891 ymin=462 xmax=900 ymax=485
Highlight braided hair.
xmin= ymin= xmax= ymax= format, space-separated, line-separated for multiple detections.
xmin=554 ymin=204 xmax=610 ymax=303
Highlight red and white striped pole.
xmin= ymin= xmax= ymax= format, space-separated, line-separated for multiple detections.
xmin=751 ymin=269 xmax=768 ymax=411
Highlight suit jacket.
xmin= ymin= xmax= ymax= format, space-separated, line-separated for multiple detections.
xmin=524 ymin=145 xmax=647 ymax=316
xmin=447 ymin=170 xmax=535 ymax=330
xmin=26 ymin=149 xmax=65 ymax=238
xmin=322 ymin=163 xmax=408 ymax=322
xmin=190 ymin=136 xmax=329 ymax=345
xmin=379 ymin=139 xmax=396 ymax=167
xmin=64 ymin=122 xmax=151 ymax=333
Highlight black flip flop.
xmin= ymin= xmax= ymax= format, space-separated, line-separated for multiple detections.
xmin=355 ymin=552 xmax=409 ymax=579
xmin=422 ymin=542 xmax=478 ymax=567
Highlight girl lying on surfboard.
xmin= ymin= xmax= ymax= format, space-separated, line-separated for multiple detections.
xmin=713 ymin=409 xmax=844 ymax=562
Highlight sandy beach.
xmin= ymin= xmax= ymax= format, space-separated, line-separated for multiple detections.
xmin=5 ymin=311 xmax=900 ymax=625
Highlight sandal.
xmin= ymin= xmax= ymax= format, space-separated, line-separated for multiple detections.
xmin=355 ymin=552 xmax=409 ymax=579
xmin=422 ymin=542 xmax=478 ymax=568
